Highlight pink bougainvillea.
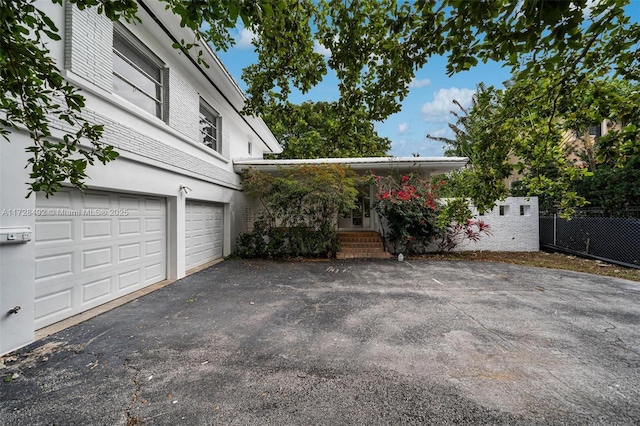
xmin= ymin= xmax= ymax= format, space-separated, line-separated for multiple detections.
xmin=371 ymin=172 xmax=491 ymax=254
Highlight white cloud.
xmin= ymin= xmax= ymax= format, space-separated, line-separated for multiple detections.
xmin=428 ymin=128 xmax=449 ymax=139
xmin=420 ymin=87 xmax=475 ymax=122
xmin=235 ymin=28 xmax=257 ymax=48
xmin=313 ymin=40 xmax=332 ymax=57
xmin=582 ymin=0 xmax=607 ymax=19
xmin=408 ymin=78 xmax=431 ymax=89
xmin=398 ymin=123 xmax=409 ymax=134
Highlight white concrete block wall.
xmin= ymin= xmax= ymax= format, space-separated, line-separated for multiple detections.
xmin=64 ymin=4 xmax=113 ymax=92
xmin=455 ymin=197 xmax=540 ymax=252
xmin=166 ymin=69 xmax=200 ymax=141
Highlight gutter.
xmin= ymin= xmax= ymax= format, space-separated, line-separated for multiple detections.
xmin=233 ymin=157 xmax=470 ymax=174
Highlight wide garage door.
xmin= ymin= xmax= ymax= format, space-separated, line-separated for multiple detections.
xmin=185 ymin=201 xmax=223 ymax=270
xmin=35 ymin=188 xmax=166 ymax=328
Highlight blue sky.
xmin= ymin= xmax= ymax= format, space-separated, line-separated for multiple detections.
xmin=216 ymin=2 xmax=639 ymax=158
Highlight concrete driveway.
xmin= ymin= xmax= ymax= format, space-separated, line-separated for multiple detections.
xmin=1 ymin=259 xmax=639 ymax=425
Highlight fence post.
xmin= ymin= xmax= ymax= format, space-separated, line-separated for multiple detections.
xmin=553 ymin=214 xmax=557 ymax=246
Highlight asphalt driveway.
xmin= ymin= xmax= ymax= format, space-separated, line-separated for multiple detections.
xmin=1 ymin=259 xmax=639 ymax=425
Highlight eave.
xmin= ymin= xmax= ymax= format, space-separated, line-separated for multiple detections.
xmin=233 ymin=157 xmax=469 ymax=175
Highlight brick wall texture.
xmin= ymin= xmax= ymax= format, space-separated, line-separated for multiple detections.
xmin=58 ymin=5 xmax=239 ymax=188
xmin=166 ymin=69 xmax=200 ymax=141
xmin=64 ymin=3 xmax=113 ymax=92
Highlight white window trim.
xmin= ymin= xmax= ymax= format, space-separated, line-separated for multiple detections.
xmin=113 ymin=23 xmax=165 ymax=120
xmin=199 ymin=99 xmax=222 ymax=154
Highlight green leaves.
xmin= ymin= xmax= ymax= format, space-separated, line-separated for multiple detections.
xmin=262 ymin=101 xmax=391 ymax=159
xmin=3 ymin=0 xmax=637 ymax=197
xmin=1 ymin=0 xmax=127 ymax=197
xmin=238 ymin=165 xmax=361 ymax=257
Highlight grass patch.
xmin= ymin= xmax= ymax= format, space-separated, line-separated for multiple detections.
xmin=410 ymin=250 xmax=640 ymax=282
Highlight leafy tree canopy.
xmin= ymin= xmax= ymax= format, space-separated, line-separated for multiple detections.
xmin=431 ymin=76 xmax=640 ymax=218
xmin=2 ymin=0 xmax=638 ymax=195
xmin=262 ymin=101 xmax=391 ymax=159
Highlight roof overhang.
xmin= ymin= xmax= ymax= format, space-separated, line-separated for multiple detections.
xmin=138 ymin=1 xmax=282 ymax=154
xmin=233 ymin=156 xmax=469 ymax=175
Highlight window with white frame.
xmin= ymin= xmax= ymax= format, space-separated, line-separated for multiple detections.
xmin=112 ymin=25 xmax=164 ymax=118
xmin=199 ymin=100 xmax=221 ymax=153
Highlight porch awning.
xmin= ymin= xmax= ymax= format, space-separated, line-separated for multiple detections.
xmin=233 ymin=156 xmax=469 ymax=176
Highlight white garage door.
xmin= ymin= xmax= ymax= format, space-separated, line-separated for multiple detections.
xmin=35 ymin=188 xmax=166 ymax=328
xmin=185 ymin=201 xmax=223 ymax=270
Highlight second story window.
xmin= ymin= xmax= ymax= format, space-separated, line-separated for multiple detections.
xmin=200 ymin=101 xmax=221 ymax=153
xmin=588 ymin=125 xmax=602 ymax=138
xmin=113 ymin=26 xmax=164 ymax=118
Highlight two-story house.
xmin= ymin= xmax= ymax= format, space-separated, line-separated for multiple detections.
xmin=0 ymin=1 xmax=281 ymax=355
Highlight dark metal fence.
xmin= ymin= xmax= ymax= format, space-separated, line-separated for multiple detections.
xmin=540 ymin=209 xmax=640 ymax=269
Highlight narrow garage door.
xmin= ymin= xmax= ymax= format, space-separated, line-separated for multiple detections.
xmin=185 ymin=201 xmax=223 ymax=271
xmin=34 ymin=188 xmax=166 ymax=328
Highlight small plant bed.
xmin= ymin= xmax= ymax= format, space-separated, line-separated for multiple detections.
xmin=408 ymin=251 xmax=640 ymax=282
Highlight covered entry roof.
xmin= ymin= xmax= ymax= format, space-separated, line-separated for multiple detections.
xmin=233 ymin=156 xmax=469 ymax=176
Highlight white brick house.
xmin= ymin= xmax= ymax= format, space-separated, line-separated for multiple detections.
xmin=0 ymin=1 xmax=281 ymax=355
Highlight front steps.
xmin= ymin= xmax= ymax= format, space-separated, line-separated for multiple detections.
xmin=336 ymin=231 xmax=392 ymax=259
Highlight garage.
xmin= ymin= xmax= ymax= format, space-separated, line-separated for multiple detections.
xmin=185 ymin=201 xmax=223 ymax=271
xmin=34 ymin=188 xmax=166 ymax=328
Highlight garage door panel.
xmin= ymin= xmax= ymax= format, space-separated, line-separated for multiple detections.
xmin=145 ymin=217 xmax=163 ymax=233
xmin=36 ymin=189 xmax=73 ymax=209
xmin=191 ymin=219 xmax=204 ymax=232
xmin=118 ymin=269 xmax=142 ymax=291
xmin=82 ymin=219 xmax=112 ymax=239
xmin=84 ymin=193 xmax=111 ymax=209
xmin=35 ymin=252 xmax=74 ymax=282
xmin=35 ymin=189 xmax=166 ymax=329
xmin=36 ymin=220 xmax=74 ymax=244
xmin=119 ymin=218 xmax=141 ymax=236
xmin=35 ymin=289 xmax=73 ymax=323
xmin=185 ymin=201 xmax=223 ymax=270
xmin=118 ymin=195 xmax=141 ymax=211
xmin=119 ymin=242 xmax=141 ymax=262
xmin=81 ymin=247 xmax=112 ymax=271
xmin=145 ymin=198 xmax=163 ymax=212
xmin=145 ymin=262 xmax=164 ymax=283
xmin=81 ymin=277 xmax=113 ymax=305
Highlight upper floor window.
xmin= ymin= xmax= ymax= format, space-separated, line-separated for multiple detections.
xmin=200 ymin=100 xmax=221 ymax=153
xmin=113 ymin=26 xmax=164 ymax=118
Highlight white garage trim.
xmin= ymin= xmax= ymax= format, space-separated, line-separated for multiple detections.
xmin=34 ymin=188 xmax=167 ymax=328
xmin=185 ymin=201 xmax=223 ymax=271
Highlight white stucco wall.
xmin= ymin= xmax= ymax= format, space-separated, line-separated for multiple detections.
xmin=0 ymin=131 xmax=37 ymax=354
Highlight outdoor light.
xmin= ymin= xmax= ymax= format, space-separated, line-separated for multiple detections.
xmin=180 ymin=184 xmax=192 ymax=195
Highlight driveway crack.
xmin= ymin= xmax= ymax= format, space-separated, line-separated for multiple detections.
xmin=124 ymin=359 xmax=143 ymax=425
xmin=447 ymin=302 xmax=517 ymax=349
xmin=603 ymin=321 xmax=640 ymax=358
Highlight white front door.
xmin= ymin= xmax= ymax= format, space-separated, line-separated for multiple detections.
xmin=338 ymin=186 xmax=373 ymax=230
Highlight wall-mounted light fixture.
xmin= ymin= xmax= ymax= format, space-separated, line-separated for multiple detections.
xmin=179 ymin=185 xmax=192 ymax=195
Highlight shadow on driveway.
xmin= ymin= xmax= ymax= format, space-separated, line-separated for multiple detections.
xmin=2 ymin=259 xmax=640 ymax=425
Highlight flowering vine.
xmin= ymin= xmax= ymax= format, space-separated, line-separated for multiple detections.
xmin=372 ymin=173 xmax=491 ymax=254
